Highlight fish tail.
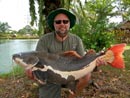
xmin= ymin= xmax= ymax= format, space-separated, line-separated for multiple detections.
xmin=102 ymin=43 xmax=126 ymax=69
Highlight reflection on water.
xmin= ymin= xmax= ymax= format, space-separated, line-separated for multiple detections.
xmin=0 ymin=39 xmax=38 ymax=73
xmin=0 ymin=39 xmax=9 ymax=44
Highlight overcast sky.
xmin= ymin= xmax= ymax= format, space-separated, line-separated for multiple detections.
xmin=0 ymin=0 xmax=31 ymax=31
xmin=0 ymin=0 xmax=122 ymax=31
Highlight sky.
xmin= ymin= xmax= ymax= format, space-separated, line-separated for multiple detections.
xmin=0 ymin=0 xmax=122 ymax=31
xmin=0 ymin=0 xmax=31 ymax=31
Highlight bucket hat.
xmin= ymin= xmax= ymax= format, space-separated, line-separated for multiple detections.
xmin=47 ymin=8 xmax=76 ymax=30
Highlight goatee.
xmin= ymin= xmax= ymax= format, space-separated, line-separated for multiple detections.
xmin=55 ymin=30 xmax=69 ymax=38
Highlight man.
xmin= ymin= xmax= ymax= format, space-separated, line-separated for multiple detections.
xmin=36 ymin=8 xmax=87 ymax=98
xmin=27 ymin=8 xmax=104 ymax=98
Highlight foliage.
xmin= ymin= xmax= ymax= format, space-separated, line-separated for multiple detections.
xmin=37 ymin=0 xmax=45 ymax=35
xmin=71 ymin=0 xmax=116 ymax=52
xmin=0 ymin=25 xmax=38 ymax=39
xmin=18 ymin=25 xmax=38 ymax=35
xmin=113 ymin=29 xmax=130 ymax=43
xmin=71 ymin=25 xmax=115 ymax=52
xmin=84 ymin=32 xmax=115 ymax=52
xmin=0 ymin=22 xmax=11 ymax=33
xmin=29 ymin=0 xmax=37 ymax=26
xmin=124 ymin=45 xmax=130 ymax=70
xmin=0 ymin=24 xmax=38 ymax=39
xmin=29 ymin=0 xmax=65 ymax=35
xmin=28 ymin=0 xmax=130 ymax=50
xmin=28 ymin=0 xmax=130 ymax=34
xmin=0 ymin=66 xmax=24 ymax=78
xmin=115 ymin=0 xmax=130 ymax=21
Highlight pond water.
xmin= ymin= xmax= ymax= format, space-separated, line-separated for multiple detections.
xmin=0 ymin=39 xmax=38 ymax=74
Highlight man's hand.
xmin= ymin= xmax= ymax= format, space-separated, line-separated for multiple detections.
xmin=96 ymin=51 xmax=107 ymax=66
xmin=86 ymin=49 xmax=96 ymax=55
xmin=96 ymin=58 xmax=107 ymax=66
xmin=25 ymin=68 xmax=34 ymax=79
xmin=25 ymin=68 xmax=48 ymax=85
xmin=86 ymin=49 xmax=107 ymax=66
xmin=62 ymin=51 xmax=82 ymax=59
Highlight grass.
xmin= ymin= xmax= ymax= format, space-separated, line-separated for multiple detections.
xmin=0 ymin=66 xmax=24 ymax=78
xmin=0 ymin=33 xmax=38 ymax=39
xmin=124 ymin=44 xmax=130 ymax=70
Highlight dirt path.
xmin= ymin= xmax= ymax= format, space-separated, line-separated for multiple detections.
xmin=0 ymin=66 xmax=130 ymax=98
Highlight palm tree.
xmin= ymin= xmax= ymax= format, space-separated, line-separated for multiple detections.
xmin=29 ymin=0 xmax=73 ymax=35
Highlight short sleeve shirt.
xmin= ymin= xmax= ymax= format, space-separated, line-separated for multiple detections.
xmin=36 ymin=32 xmax=85 ymax=56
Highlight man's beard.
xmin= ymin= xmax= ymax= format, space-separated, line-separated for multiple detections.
xmin=55 ymin=30 xmax=69 ymax=38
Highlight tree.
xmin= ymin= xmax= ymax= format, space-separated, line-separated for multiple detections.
xmin=29 ymin=0 xmax=66 ymax=35
xmin=28 ymin=0 xmax=129 ymax=51
xmin=115 ymin=0 xmax=130 ymax=21
xmin=70 ymin=0 xmax=116 ymax=51
xmin=29 ymin=0 xmax=130 ymax=34
xmin=18 ymin=25 xmax=38 ymax=35
xmin=0 ymin=22 xmax=11 ymax=33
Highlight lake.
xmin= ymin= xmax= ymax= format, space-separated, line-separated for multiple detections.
xmin=0 ymin=39 xmax=38 ymax=74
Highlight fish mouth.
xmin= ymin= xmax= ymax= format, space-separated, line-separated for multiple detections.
xmin=12 ymin=54 xmax=24 ymax=66
xmin=12 ymin=54 xmax=22 ymax=60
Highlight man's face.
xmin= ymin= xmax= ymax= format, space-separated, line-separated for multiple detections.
xmin=54 ymin=13 xmax=70 ymax=38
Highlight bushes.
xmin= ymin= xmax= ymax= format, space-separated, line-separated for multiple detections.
xmin=71 ymin=24 xmax=115 ymax=52
xmin=114 ymin=30 xmax=130 ymax=43
xmin=82 ymin=31 xmax=115 ymax=52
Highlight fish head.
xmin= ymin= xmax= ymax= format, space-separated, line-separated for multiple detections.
xmin=12 ymin=51 xmax=39 ymax=68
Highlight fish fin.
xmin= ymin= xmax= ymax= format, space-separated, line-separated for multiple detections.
xmin=68 ymin=74 xmax=91 ymax=97
xmin=105 ymin=43 xmax=126 ymax=69
xmin=62 ymin=51 xmax=82 ymax=59
xmin=67 ymin=81 xmax=77 ymax=94
xmin=33 ymin=70 xmax=47 ymax=84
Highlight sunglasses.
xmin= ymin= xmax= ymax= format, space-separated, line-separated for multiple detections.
xmin=54 ymin=20 xmax=69 ymax=24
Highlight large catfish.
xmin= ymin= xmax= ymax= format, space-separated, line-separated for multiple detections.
xmin=12 ymin=43 xmax=126 ymax=93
